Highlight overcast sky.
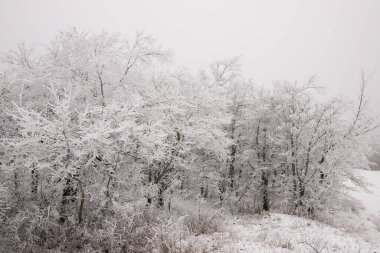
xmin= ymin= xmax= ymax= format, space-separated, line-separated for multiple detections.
xmin=1 ymin=0 xmax=379 ymax=111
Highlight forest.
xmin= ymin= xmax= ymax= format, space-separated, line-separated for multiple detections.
xmin=0 ymin=29 xmax=379 ymax=252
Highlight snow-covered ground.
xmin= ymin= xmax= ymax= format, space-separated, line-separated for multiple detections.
xmin=215 ymin=214 xmax=379 ymax=252
xmin=170 ymin=171 xmax=380 ymax=252
xmin=351 ymin=170 xmax=380 ymax=215
xmin=178 ymin=212 xmax=380 ymax=253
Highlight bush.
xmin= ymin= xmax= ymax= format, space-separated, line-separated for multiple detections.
xmin=183 ymin=210 xmax=222 ymax=236
xmin=158 ymin=235 xmax=197 ymax=253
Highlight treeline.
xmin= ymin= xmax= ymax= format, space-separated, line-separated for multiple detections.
xmin=0 ymin=29 xmax=377 ymax=252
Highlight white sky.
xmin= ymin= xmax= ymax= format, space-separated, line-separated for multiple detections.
xmin=1 ymin=0 xmax=379 ymax=111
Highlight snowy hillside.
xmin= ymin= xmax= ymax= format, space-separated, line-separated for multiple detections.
xmin=159 ymin=196 xmax=380 ymax=253
xmin=200 ymin=170 xmax=380 ymax=253
xmin=204 ymin=213 xmax=379 ymax=253
xmin=351 ymin=170 xmax=380 ymax=215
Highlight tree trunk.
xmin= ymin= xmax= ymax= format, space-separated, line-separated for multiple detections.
xmin=59 ymin=177 xmax=77 ymax=223
xmin=74 ymin=178 xmax=85 ymax=225
xmin=219 ymin=179 xmax=226 ymax=202
xmin=31 ymin=164 xmax=38 ymax=196
xmin=157 ymin=186 xmax=164 ymax=208
xmin=229 ymin=143 xmax=237 ymax=189
xmin=201 ymin=184 xmax=209 ymax=199
xmin=261 ymin=172 xmax=270 ymax=211
xmin=229 ymin=116 xmax=237 ymax=189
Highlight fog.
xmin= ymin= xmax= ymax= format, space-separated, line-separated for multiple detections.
xmin=1 ymin=0 xmax=379 ymax=111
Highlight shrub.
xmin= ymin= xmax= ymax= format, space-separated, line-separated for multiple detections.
xmin=183 ymin=210 xmax=222 ymax=236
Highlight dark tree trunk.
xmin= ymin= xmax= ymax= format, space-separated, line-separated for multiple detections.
xmin=75 ymin=179 xmax=85 ymax=225
xmin=261 ymin=172 xmax=270 ymax=211
xmin=14 ymin=170 xmax=20 ymax=202
xmin=292 ymin=164 xmax=298 ymax=199
xmin=157 ymin=188 xmax=164 ymax=208
xmin=229 ymin=116 xmax=237 ymax=189
xmin=157 ymin=180 xmax=169 ymax=208
xmin=219 ymin=180 xmax=226 ymax=201
xmin=59 ymin=177 xmax=77 ymax=223
xmin=200 ymin=185 xmax=209 ymax=199
xmin=319 ymin=155 xmax=326 ymax=183
xmin=146 ymin=170 xmax=153 ymax=205
xmin=299 ymin=183 xmax=305 ymax=206
xmin=229 ymin=144 xmax=237 ymax=189
xmin=31 ymin=164 xmax=38 ymax=196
